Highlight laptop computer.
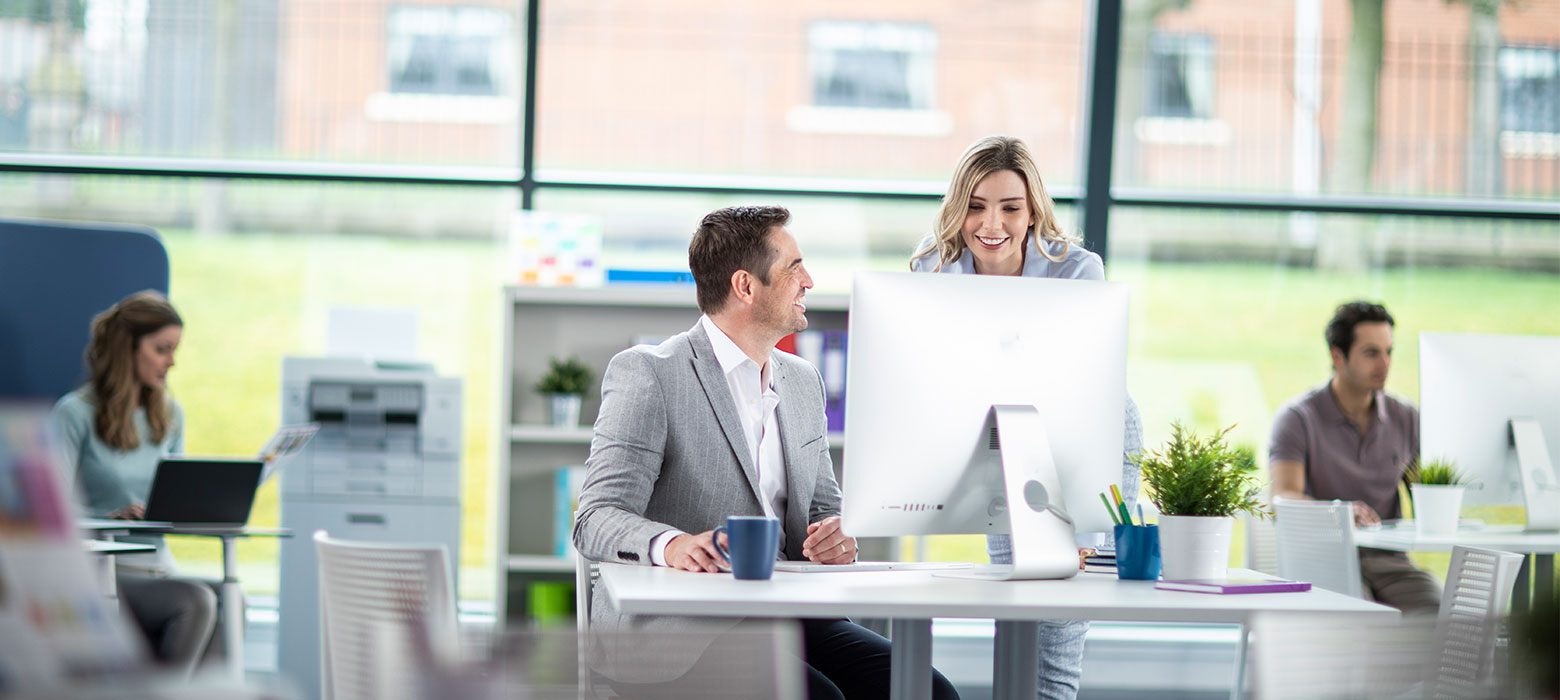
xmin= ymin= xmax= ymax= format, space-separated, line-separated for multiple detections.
xmin=142 ymin=458 xmax=264 ymax=527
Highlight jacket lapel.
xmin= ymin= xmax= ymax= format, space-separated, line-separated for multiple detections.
xmin=688 ymin=323 xmax=764 ymax=507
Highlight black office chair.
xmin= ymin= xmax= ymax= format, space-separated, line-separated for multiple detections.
xmin=0 ymin=217 xmax=170 ymax=400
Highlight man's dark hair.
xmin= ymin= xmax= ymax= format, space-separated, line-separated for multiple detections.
xmin=1325 ymin=301 xmax=1395 ymax=356
xmin=688 ymin=205 xmax=790 ymax=314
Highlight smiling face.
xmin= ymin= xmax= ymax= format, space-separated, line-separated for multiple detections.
xmin=134 ymin=324 xmax=182 ymax=391
xmin=1332 ymin=321 xmax=1393 ymax=393
xmin=961 ymin=169 xmax=1034 ymax=276
xmin=753 ymin=226 xmax=813 ymax=336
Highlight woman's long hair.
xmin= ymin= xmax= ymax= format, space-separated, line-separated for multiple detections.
xmin=85 ymin=290 xmax=182 ymax=450
xmin=911 ymin=135 xmax=1078 ymax=271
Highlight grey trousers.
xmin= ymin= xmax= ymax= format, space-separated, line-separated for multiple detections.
xmin=1359 ymin=548 xmax=1443 ymax=616
xmin=988 ymin=534 xmax=1088 ymax=700
xmin=117 ymin=573 xmax=218 ymax=676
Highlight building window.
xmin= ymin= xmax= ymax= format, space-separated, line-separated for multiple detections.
xmin=1146 ymin=33 xmax=1215 ymax=120
xmin=808 ymin=22 xmax=936 ymax=111
xmin=388 ymin=6 xmax=510 ymax=96
xmin=1500 ymin=46 xmax=1560 ymax=134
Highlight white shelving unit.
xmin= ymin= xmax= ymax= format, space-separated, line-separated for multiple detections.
xmin=494 ymin=284 xmax=872 ymax=623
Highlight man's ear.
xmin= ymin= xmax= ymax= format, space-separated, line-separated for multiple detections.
xmin=1329 ymin=346 xmax=1346 ymax=372
xmin=729 ymin=269 xmax=756 ymax=307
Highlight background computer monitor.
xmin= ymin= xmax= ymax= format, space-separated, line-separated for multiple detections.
xmin=840 ymin=271 xmax=1128 ymax=538
xmin=1420 ymin=332 xmax=1560 ymax=513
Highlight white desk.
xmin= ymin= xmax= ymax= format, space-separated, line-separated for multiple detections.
xmin=598 ymin=564 xmax=1397 ymax=700
xmin=81 ymin=520 xmax=289 ymax=681
xmin=82 ymin=539 xmax=158 ymax=608
xmin=1356 ymin=523 xmax=1558 ymax=610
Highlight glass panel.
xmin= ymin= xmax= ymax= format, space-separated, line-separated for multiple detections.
xmin=1106 ymin=205 xmax=1560 ymax=547
xmin=0 ymin=173 xmax=514 ymax=600
xmin=533 ymin=189 xmax=959 ymax=295
xmin=536 ymin=3 xmax=1090 ymax=185
xmin=1113 ymin=1 xmax=1560 ymax=199
xmin=0 ymin=0 xmax=524 ymax=166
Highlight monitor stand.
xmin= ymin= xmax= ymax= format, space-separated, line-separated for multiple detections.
xmin=1511 ymin=418 xmax=1560 ymax=531
xmin=939 ymin=405 xmax=1081 ymax=581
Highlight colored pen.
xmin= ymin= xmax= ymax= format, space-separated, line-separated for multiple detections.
xmin=1137 ymin=503 xmax=1146 ymax=525
xmin=1110 ymin=485 xmax=1133 ymax=525
xmin=1100 ymin=493 xmax=1122 ymax=525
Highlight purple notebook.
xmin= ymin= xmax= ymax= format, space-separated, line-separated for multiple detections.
xmin=1155 ymin=578 xmax=1312 ymax=594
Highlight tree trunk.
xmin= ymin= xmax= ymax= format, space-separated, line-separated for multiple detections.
xmin=1319 ymin=0 xmax=1385 ymax=271
xmin=1464 ymin=0 xmax=1503 ymax=197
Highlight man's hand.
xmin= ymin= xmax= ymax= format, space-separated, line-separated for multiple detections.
xmin=802 ymin=516 xmax=856 ymax=564
xmin=108 ymin=504 xmax=145 ymax=520
xmin=1352 ymin=501 xmax=1381 ymax=528
xmin=664 ymin=530 xmax=728 ymax=573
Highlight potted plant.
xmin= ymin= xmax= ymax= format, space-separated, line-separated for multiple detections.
xmin=1406 ymin=457 xmax=1468 ymax=536
xmin=535 ymin=356 xmax=593 ymax=427
xmin=1134 ymin=423 xmax=1268 ymax=580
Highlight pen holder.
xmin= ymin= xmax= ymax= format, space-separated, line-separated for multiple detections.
xmin=1114 ymin=524 xmax=1161 ymax=581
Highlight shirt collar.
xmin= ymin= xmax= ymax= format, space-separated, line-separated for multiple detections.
xmin=1318 ymin=381 xmax=1391 ymax=426
xmin=699 ymin=315 xmax=774 ymax=387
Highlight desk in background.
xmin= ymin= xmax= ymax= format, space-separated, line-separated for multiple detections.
xmin=597 ymin=564 xmax=1397 ymax=700
xmin=79 ymin=519 xmax=289 ymax=681
xmin=82 ymin=539 xmax=158 ymax=608
xmin=1356 ymin=523 xmax=1558 ymax=610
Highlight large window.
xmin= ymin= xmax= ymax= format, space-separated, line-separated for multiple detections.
xmin=2 ymin=0 xmax=1556 ymax=613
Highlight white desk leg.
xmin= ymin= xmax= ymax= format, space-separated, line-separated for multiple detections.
xmin=993 ymin=620 xmax=1040 ymax=700
xmin=99 ymin=554 xmax=118 ymax=610
xmin=890 ymin=618 xmax=932 ymax=700
xmin=1229 ymin=623 xmax=1250 ymax=700
xmin=220 ymin=536 xmax=244 ymax=681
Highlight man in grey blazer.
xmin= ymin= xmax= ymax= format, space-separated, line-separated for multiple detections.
xmin=574 ymin=206 xmax=959 ymax=700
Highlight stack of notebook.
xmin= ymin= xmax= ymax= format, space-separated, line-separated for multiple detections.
xmin=1082 ymin=550 xmax=1117 ymax=574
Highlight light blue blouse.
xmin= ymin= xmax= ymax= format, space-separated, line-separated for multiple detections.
xmin=51 ymin=387 xmax=184 ymax=571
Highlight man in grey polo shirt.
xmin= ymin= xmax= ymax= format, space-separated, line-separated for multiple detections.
xmin=1268 ymin=301 xmax=1441 ymax=614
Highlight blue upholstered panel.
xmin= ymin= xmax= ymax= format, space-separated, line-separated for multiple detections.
xmin=0 ymin=218 xmax=170 ymax=400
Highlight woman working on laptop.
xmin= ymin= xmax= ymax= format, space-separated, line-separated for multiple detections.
xmin=909 ymin=136 xmax=1146 ymax=700
xmin=50 ymin=290 xmax=218 ymax=675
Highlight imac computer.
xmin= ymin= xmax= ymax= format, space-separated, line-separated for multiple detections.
xmin=840 ymin=271 xmax=1128 ymax=580
xmin=1420 ymin=332 xmax=1560 ymax=531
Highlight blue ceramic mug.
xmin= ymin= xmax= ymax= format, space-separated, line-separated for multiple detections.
xmin=713 ymin=515 xmax=781 ymax=580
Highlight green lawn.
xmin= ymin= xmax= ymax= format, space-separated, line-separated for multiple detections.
xmin=153 ymin=228 xmax=1560 ymax=594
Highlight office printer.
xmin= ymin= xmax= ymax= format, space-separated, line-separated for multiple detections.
xmin=275 ymin=356 xmax=462 ymax=700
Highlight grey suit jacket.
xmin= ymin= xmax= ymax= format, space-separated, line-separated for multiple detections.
xmin=573 ymin=321 xmax=841 ymax=639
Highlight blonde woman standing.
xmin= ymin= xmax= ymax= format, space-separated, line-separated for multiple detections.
xmin=51 ymin=290 xmax=217 ymax=674
xmin=911 ymin=136 xmax=1144 ymax=700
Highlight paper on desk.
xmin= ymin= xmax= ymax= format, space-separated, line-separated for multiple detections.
xmin=327 ymin=307 xmax=418 ymax=360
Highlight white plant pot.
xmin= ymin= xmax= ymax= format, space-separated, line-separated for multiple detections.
xmin=1411 ymin=484 xmax=1465 ymax=536
xmin=548 ymin=393 xmax=583 ymax=428
xmin=1157 ymin=515 xmax=1234 ymax=581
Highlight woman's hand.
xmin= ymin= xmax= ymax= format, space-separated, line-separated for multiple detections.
xmin=108 ymin=504 xmax=145 ymax=520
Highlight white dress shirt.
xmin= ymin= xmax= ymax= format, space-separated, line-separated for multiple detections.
xmin=650 ymin=316 xmax=788 ymax=565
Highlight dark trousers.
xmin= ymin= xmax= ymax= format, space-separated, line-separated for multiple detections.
xmin=798 ymin=618 xmax=960 ymax=700
xmin=610 ymin=618 xmax=960 ymax=700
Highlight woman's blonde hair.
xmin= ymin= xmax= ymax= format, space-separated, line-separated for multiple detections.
xmin=85 ymin=290 xmax=182 ymax=451
xmin=911 ymin=136 xmax=1078 ymax=271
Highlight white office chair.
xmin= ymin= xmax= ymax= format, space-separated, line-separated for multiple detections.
xmin=1243 ymin=511 xmax=1280 ymax=576
xmin=314 ymin=531 xmax=459 ymax=700
xmin=1253 ymin=544 xmax=1526 ymax=700
xmin=1425 ymin=545 xmax=1524 ymax=698
xmin=1273 ymin=499 xmax=1363 ymax=598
